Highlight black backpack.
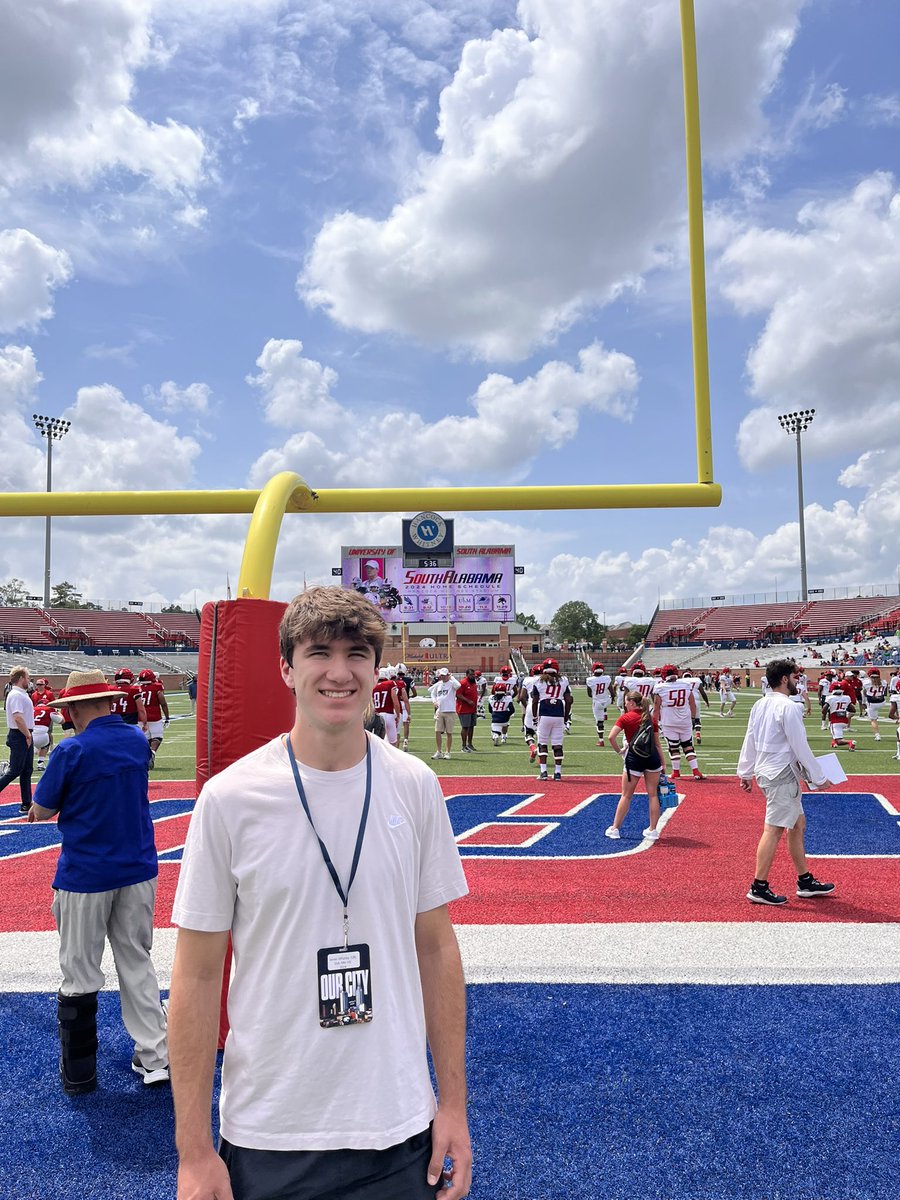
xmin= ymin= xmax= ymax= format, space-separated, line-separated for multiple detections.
xmin=629 ymin=719 xmax=655 ymax=761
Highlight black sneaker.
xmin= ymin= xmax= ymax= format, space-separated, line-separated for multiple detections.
xmin=796 ymin=874 xmax=835 ymax=899
xmin=19 ymin=803 xmax=31 ymax=816
xmin=747 ymin=881 xmax=787 ymax=906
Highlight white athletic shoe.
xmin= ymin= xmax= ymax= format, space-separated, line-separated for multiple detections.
xmin=442 ymin=752 xmax=451 ymax=760
xmin=604 ymin=825 xmax=621 ymax=840
xmin=642 ymin=827 xmax=660 ymax=841
xmin=874 ymin=734 xmax=881 ymax=742
xmin=431 ymin=752 xmax=443 ymax=760
xmin=402 ymin=738 xmax=409 ymax=751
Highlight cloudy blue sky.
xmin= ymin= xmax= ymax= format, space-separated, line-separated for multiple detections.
xmin=1 ymin=0 xmax=898 ymax=622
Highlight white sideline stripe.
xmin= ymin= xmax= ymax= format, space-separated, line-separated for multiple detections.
xmin=2 ymin=922 xmax=897 ymax=991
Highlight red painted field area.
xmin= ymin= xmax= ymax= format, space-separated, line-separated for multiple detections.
xmin=2 ymin=775 xmax=898 ymax=933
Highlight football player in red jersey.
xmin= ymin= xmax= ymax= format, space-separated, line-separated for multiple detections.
xmin=32 ymin=702 xmax=55 ymax=770
xmin=112 ymin=669 xmax=149 ymax=732
xmin=136 ymin=669 xmax=169 ymax=768
xmin=32 ymin=678 xmax=56 ymax=707
xmin=371 ymin=668 xmax=401 ymax=745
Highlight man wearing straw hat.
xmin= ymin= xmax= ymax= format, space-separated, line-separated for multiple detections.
xmin=29 ymin=669 xmax=169 ymax=1095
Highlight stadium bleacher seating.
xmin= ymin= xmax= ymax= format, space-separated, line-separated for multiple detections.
xmin=648 ymin=595 xmax=900 ymax=647
xmin=0 ymin=606 xmax=200 ymax=652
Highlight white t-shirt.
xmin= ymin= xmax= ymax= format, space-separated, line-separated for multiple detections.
xmin=172 ymin=733 xmax=468 ymax=1151
xmin=429 ymin=677 xmax=460 ymax=713
xmin=5 ymin=686 xmax=34 ymax=733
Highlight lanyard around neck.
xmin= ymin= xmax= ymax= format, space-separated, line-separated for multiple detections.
xmin=287 ymin=737 xmax=372 ymax=917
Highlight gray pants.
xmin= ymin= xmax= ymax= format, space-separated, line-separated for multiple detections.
xmin=52 ymin=878 xmax=168 ymax=1070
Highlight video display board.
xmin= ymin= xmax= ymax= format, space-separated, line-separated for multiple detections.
xmin=341 ymin=546 xmax=516 ymax=623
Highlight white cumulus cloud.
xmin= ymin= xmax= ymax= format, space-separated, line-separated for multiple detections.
xmin=301 ymin=0 xmax=805 ymax=359
xmin=0 ymin=229 xmax=73 ymax=332
xmin=0 ymin=0 xmax=207 ymax=194
xmin=719 ymin=173 xmax=900 ymax=470
xmin=247 ymin=338 xmax=639 ymax=486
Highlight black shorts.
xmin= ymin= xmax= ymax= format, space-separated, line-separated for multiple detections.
xmin=624 ymin=749 xmax=662 ymax=778
xmin=220 ymin=1126 xmax=440 ymax=1200
xmin=457 ymin=713 xmax=476 ymax=728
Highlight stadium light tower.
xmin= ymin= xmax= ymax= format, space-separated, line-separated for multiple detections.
xmin=32 ymin=414 xmax=72 ymax=609
xmin=777 ymin=408 xmax=815 ymax=603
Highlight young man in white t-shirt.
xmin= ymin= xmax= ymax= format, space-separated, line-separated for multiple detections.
xmin=169 ymin=587 xmax=471 ymax=1200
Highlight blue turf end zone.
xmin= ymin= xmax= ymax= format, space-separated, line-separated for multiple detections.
xmin=1 ymin=984 xmax=896 ymax=1200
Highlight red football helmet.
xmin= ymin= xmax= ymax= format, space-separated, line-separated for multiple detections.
xmin=829 ymin=681 xmax=845 ymax=693
xmin=138 ymin=668 xmax=156 ymax=682
xmin=500 ymin=667 xmax=511 ymax=677
xmin=664 ymin=665 xmax=678 ymax=678
xmin=530 ymin=665 xmax=542 ymax=676
xmin=867 ymin=668 xmax=880 ymax=677
xmin=542 ymin=658 xmax=559 ymax=674
xmin=115 ymin=667 xmax=135 ymax=682
xmin=591 ymin=662 xmax=604 ymax=673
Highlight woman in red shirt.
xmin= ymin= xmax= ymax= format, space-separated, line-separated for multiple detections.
xmin=606 ymin=691 xmax=665 ymax=842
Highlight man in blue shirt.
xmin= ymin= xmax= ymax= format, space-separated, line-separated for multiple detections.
xmin=30 ymin=669 xmax=168 ymax=1095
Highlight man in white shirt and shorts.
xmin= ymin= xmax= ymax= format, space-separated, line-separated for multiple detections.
xmin=169 ymin=587 xmax=471 ymax=1200
xmin=738 ymin=658 xmax=834 ymax=907
xmin=429 ymin=668 xmax=460 ymax=760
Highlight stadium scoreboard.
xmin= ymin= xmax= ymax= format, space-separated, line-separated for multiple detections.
xmin=339 ymin=542 xmax=517 ymax=623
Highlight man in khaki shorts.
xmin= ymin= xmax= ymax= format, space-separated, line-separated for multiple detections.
xmin=737 ymin=658 xmax=835 ymax=907
xmin=429 ymin=668 xmax=460 ymax=760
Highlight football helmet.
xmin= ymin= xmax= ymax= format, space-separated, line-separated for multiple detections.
xmin=138 ymin=669 xmax=156 ymax=682
xmin=115 ymin=667 xmax=135 ymax=682
xmin=591 ymin=662 xmax=604 ymax=673
xmin=530 ymin=665 xmax=542 ymax=676
xmin=867 ymin=668 xmax=881 ymax=677
xmin=500 ymin=667 xmax=512 ymax=677
xmin=829 ymin=681 xmax=845 ymax=693
xmin=542 ymin=658 xmax=559 ymax=674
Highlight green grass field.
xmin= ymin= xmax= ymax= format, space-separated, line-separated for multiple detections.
xmin=150 ymin=687 xmax=900 ymax=784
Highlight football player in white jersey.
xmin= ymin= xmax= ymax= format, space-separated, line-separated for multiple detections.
xmin=816 ymin=671 xmax=834 ymax=729
xmin=681 ymin=670 xmax=708 ymax=744
xmin=862 ymin=668 xmax=888 ymax=741
xmin=489 ymin=667 xmax=517 ymax=745
xmin=653 ymin=666 xmax=704 ymax=779
xmin=519 ymin=665 xmax=542 ymax=762
xmin=718 ymin=669 xmax=737 ymax=717
xmin=824 ymin=681 xmax=856 ymax=750
xmin=530 ymin=658 xmax=572 ymax=781
xmin=585 ymin=662 xmax=612 ymax=746
xmin=621 ymin=664 xmax=656 ymax=704
xmin=614 ymin=669 xmax=629 ymax=711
